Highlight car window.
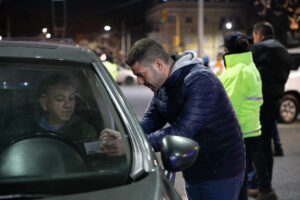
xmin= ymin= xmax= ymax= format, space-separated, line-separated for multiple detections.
xmin=0 ymin=60 xmax=131 ymax=195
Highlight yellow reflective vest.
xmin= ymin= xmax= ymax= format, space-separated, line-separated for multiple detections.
xmin=103 ymin=61 xmax=118 ymax=81
xmin=220 ymin=52 xmax=263 ymax=138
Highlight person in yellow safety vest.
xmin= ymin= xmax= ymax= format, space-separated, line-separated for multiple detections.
xmin=102 ymin=53 xmax=118 ymax=81
xmin=220 ymin=32 xmax=277 ymax=200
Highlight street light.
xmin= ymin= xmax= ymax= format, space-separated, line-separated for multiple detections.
xmin=42 ymin=27 xmax=48 ymax=34
xmin=100 ymin=54 xmax=107 ymax=61
xmin=45 ymin=33 xmax=51 ymax=39
xmin=0 ymin=35 xmax=2 ymax=41
xmin=104 ymin=25 xmax=111 ymax=31
xmin=225 ymin=22 xmax=232 ymax=30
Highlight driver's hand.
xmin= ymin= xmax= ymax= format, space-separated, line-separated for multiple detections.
xmin=99 ymin=129 xmax=124 ymax=156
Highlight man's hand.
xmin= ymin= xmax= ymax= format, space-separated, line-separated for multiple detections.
xmin=99 ymin=128 xmax=125 ymax=156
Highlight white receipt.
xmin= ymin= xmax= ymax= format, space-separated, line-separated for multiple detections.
xmin=84 ymin=141 xmax=103 ymax=155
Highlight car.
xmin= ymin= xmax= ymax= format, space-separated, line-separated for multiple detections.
xmin=117 ymin=66 xmax=137 ymax=85
xmin=279 ymin=48 xmax=300 ymax=123
xmin=279 ymin=68 xmax=300 ymax=123
xmin=0 ymin=41 xmax=199 ymax=199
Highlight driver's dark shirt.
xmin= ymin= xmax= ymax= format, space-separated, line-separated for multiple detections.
xmin=1 ymin=113 xmax=99 ymax=152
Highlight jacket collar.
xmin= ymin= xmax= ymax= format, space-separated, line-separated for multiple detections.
xmin=157 ymin=51 xmax=203 ymax=90
xmin=170 ymin=51 xmax=203 ymax=75
xmin=160 ymin=64 xmax=199 ymax=90
xmin=224 ymin=51 xmax=253 ymax=69
xmin=262 ymin=36 xmax=274 ymax=41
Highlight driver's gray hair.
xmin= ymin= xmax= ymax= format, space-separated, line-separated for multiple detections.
xmin=36 ymin=74 xmax=76 ymax=98
xmin=125 ymin=38 xmax=170 ymax=67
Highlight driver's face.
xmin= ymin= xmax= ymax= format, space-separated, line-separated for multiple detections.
xmin=40 ymin=83 xmax=75 ymax=127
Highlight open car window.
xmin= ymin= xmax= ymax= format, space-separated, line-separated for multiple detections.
xmin=0 ymin=60 xmax=132 ymax=195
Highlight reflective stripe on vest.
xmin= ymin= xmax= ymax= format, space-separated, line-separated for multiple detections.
xmin=244 ymin=97 xmax=263 ymax=101
xmin=243 ymin=128 xmax=261 ymax=136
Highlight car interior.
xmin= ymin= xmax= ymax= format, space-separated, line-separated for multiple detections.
xmin=0 ymin=60 xmax=132 ymax=195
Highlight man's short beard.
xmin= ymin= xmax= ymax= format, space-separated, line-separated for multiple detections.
xmin=150 ymin=67 xmax=166 ymax=91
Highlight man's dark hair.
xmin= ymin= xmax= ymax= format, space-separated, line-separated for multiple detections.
xmin=125 ymin=38 xmax=170 ymax=67
xmin=253 ymin=21 xmax=274 ymax=38
xmin=36 ymin=74 xmax=75 ymax=98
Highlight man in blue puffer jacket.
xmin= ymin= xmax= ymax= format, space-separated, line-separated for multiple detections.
xmin=125 ymin=38 xmax=245 ymax=200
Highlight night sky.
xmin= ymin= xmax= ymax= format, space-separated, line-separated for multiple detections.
xmin=0 ymin=0 xmax=148 ymax=38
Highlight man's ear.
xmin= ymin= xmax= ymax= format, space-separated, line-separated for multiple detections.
xmin=39 ymin=97 xmax=48 ymax=112
xmin=153 ymin=59 xmax=164 ymax=72
xmin=259 ymin=33 xmax=265 ymax=41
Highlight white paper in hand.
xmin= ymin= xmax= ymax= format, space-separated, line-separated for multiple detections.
xmin=84 ymin=141 xmax=103 ymax=155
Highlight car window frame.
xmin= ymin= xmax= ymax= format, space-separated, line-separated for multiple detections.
xmin=92 ymin=62 xmax=157 ymax=180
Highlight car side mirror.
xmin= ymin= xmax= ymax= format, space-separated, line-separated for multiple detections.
xmin=161 ymin=135 xmax=199 ymax=172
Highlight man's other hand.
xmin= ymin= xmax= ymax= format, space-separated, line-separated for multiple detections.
xmin=99 ymin=128 xmax=124 ymax=156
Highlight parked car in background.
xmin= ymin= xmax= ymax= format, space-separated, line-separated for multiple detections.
xmin=279 ymin=48 xmax=300 ymax=123
xmin=117 ymin=66 xmax=137 ymax=85
xmin=0 ymin=41 xmax=199 ymax=199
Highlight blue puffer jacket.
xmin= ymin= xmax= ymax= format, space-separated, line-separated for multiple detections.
xmin=141 ymin=51 xmax=245 ymax=183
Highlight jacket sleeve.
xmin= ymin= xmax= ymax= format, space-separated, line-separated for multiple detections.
xmin=147 ymin=71 xmax=220 ymax=151
xmin=140 ymin=98 xmax=167 ymax=135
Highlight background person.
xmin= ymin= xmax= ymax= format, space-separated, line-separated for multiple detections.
xmin=102 ymin=53 xmax=118 ymax=81
xmin=250 ymin=21 xmax=290 ymax=188
xmin=125 ymin=38 xmax=245 ymax=200
xmin=202 ymin=56 xmax=210 ymax=67
xmin=209 ymin=52 xmax=225 ymax=77
xmin=220 ymin=32 xmax=276 ymax=200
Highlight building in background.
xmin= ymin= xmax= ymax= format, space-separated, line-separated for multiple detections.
xmin=146 ymin=0 xmax=247 ymax=60
xmin=1 ymin=0 xmax=299 ymax=61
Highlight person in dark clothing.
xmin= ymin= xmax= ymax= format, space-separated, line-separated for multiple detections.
xmin=125 ymin=38 xmax=245 ymax=200
xmin=250 ymin=21 xmax=290 ymax=199
xmin=202 ymin=56 xmax=210 ymax=67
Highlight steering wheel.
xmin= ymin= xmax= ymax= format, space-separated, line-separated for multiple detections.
xmin=0 ymin=132 xmax=88 ymax=177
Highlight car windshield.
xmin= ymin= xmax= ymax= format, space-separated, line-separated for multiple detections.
xmin=0 ymin=60 xmax=132 ymax=196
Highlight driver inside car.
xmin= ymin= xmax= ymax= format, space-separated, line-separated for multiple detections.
xmin=1 ymin=74 xmax=124 ymax=156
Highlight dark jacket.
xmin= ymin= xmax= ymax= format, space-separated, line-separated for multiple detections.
xmin=250 ymin=38 xmax=290 ymax=102
xmin=141 ymin=51 xmax=245 ymax=183
xmin=2 ymin=113 xmax=99 ymax=154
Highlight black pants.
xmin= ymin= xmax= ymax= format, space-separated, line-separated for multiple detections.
xmin=238 ymin=136 xmax=271 ymax=200
xmin=260 ymin=100 xmax=279 ymax=181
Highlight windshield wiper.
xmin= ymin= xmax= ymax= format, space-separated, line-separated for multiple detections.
xmin=0 ymin=194 xmax=54 ymax=200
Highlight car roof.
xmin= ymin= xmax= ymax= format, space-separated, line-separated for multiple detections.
xmin=0 ymin=41 xmax=97 ymax=64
